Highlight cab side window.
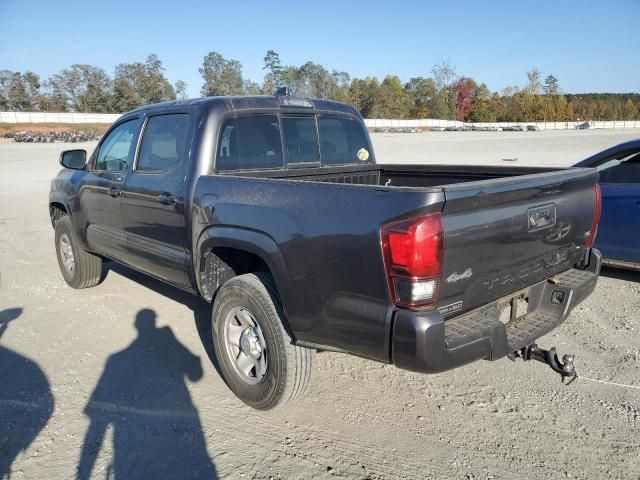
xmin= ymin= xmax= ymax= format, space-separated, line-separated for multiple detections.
xmin=95 ymin=119 xmax=141 ymax=172
xmin=137 ymin=114 xmax=190 ymax=172
xmin=216 ymin=115 xmax=283 ymax=171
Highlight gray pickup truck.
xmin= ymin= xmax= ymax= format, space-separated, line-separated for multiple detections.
xmin=50 ymin=91 xmax=602 ymax=409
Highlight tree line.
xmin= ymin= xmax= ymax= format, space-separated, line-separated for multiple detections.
xmin=1 ymin=51 xmax=638 ymax=121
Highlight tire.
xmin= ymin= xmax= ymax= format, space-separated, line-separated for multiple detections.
xmin=212 ymin=273 xmax=315 ymax=410
xmin=54 ymin=215 xmax=103 ymax=289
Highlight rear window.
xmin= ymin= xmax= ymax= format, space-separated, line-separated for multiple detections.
xmin=282 ymin=116 xmax=319 ymax=165
xmin=216 ymin=115 xmax=283 ymax=171
xmin=318 ymin=116 xmax=371 ymax=165
xmin=215 ymin=113 xmax=371 ymax=171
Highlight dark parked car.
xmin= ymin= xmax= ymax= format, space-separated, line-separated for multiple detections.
xmin=575 ymin=140 xmax=640 ymax=270
xmin=50 ymin=92 xmax=602 ymax=409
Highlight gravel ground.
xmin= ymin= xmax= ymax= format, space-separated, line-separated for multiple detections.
xmin=372 ymin=129 xmax=640 ymax=166
xmin=1 ymin=132 xmax=639 ymax=480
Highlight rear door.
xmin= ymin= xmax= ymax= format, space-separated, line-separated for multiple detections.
xmin=121 ymin=112 xmax=192 ymax=286
xmin=437 ymin=169 xmax=599 ymax=317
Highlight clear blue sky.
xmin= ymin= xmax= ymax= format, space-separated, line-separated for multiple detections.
xmin=1 ymin=0 xmax=638 ymax=97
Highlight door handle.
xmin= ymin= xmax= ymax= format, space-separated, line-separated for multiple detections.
xmin=157 ymin=193 xmax=177 ymax=205
xmin=109 ymin=186 xmax=121 ymax=198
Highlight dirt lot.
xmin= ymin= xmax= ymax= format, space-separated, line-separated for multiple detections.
xmin=372 ymin=128 xmax=640 ymax=166
xmin=1 ymin=132 xmax=639 ymax=480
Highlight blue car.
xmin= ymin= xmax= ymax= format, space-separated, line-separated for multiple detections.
xmin=575 ymin=140 xmax=640 ymax=270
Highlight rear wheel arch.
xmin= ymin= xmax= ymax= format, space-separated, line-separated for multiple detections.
xmin=195 ymin=227 xmax=294 ymax=318
xmin=199 ymin=246 xmax=271 ymax=301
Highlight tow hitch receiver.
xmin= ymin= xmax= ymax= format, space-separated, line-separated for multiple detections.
xmin=508 ymin=343 xmax=577 ymax=384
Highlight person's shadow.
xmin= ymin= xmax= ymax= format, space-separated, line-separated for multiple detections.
xmin=77 ymin=309 xmax=217 ymax=479
xmin=0 ymin=308 xmax=54 ymax=479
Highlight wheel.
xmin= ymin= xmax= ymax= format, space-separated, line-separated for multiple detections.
xmin=212 ymin=273 xmax=315 ymax=410
xmin=54 ymin=215 xmax=103 ymax=289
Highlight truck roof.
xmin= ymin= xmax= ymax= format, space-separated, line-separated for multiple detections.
xmin=126 ymin=95 xmax=359 ymax=117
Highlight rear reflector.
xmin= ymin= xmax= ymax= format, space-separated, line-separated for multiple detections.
xmin=586 ymin=185 xmax=601 ymax=247
xmin=381 ymin=213 xmax=444 ymax=308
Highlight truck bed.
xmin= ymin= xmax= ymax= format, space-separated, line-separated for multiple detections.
xmin=196 ymin=163 xmax=598 ymax=361
xmin=221 ymin=163 xmax=566 ymax=189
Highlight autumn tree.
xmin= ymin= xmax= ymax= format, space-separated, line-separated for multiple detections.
xmin=296 ymin=62 xmax=335 ymax=98
xmin=113 ymin=54 xmax=175 ymax=111
xmin=3 ymin=57 xmax=640 ymax=120
xmin=375 ymin=75 xmax=410 ymax=118
xmin=622 ymin=98 xmax=639 ymax=120
xmin=431 ymin=61 xmax=457 ymax=119
xmin=330 ymin=70 xmax=351 ymax=103
xmin=0 ymin=71 xmax=42 ymax=111
xmin=468 ymin=83 xmax=495 ymax=122
xmin=405 ymin=77 xmax=437 ymax=118
xmin=39 ymin=79 xmax=68 ymax=111
xmin=543 ymin=75 xmax=559 ymax=95
xmin=526 ymin=68 xmax=542 ymax=95
xmin=243 ymin=79 xmax=261 ymax=95
xmin=199 ymin=51 xmax=244 ymax=96
xmin=174 ymin=80 xmax=188 ymax=100
xmin=349 ymin=77 xmax=380 ymax=118
xmin=451 ymin=77 xmax=477 ymax=121
xmin=262 ymin=49 xmax=283 ymax=94
xmin=49 ymin=64 xmax=113 ymax=112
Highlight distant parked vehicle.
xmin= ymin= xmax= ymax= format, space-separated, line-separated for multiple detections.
xmin=577 ymin=122 xmax=591 ymax=130
xmin=575 ymin=140 xmax=640 ymax=270
xmin=527 ymin=125 xmax=540 ymax=131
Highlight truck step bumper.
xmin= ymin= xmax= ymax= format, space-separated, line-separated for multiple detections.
xmin=391 ymin=249 xmax=601 ymax=374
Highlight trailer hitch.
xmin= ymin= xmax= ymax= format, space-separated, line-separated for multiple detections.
xmin=508 ymin=343 xmax=577 ymax=384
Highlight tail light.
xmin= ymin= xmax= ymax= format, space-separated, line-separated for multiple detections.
xmin=381 ymin=213 xmax=444 ymax=308
xmin=586 ymin=184 xmax=601 ymax=247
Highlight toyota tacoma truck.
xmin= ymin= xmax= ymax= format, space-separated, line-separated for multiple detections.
xmin=49 ymin=91 xmax=602 ymax=410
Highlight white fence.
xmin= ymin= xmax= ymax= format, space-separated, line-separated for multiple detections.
xmin=365 ymin=119 xmax=640 ymax=130
xmin=0 ymin=111 xmax=122 ymax=124
xmin=364 ymin=118 xmax=463 ymax=128
xmin=2 ymin=111 xmax=640 ymax=130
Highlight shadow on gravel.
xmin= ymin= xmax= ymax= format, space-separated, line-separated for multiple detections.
xmin=600 ymin=266 xmax=640 ymax=282
xmin=77 ymin=309 xmax=218 ymax=479
xmin=0 ymin=308 xmax=54 ymax=480
xmin=104 ymin=262 xmax=221 ymax=375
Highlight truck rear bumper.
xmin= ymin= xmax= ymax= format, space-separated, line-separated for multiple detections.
xmin=391 ymin=249 xmax=601 ymax=374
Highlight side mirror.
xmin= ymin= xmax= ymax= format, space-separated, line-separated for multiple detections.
xmin=60 ymin=149 xmax=87 ymax=170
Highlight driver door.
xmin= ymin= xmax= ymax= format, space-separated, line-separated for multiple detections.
xmin=78 ymin=118 xmax=142 ymax=261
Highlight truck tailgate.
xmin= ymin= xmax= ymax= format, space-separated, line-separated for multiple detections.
xmin=437 ymin=168 xmax=599 ymax=317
